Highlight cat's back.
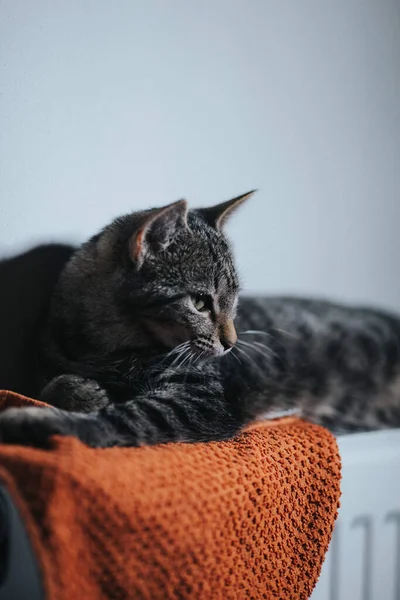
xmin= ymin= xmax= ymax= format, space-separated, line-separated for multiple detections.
xmin=236 ymin=295 xmax=400 ymax=369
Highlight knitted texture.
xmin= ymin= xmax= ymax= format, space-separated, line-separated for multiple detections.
xmin=0 ymin=390 xmax=341 ymax=600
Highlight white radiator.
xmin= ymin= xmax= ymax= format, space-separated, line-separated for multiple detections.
xmin=311 ymin=429 xmax=400 ymax=600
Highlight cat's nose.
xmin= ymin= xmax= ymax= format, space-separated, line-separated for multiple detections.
xmin=220 ymin=320 xmax=238 ymax=350
xmin=221 ymin=338 xmax=235 ymax=351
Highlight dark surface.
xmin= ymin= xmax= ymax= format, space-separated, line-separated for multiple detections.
xmin=0 ymin=483 xmax=44 ymax=600
xmin=0 ymin=244 xmax=74 ymax=397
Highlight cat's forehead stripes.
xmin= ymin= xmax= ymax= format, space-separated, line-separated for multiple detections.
xmin=213 ymin=265 xmax=239 ymax=315
xmin=214 ymin=254 xmax=239 ymax=294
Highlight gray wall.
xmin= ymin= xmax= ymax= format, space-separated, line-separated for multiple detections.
xmin=1 ymin=0 xmax=400 ymax=310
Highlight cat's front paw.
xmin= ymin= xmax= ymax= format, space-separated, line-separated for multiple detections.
xmin=40 ymin=374 xmax=110 ymax=412
xmin=0 ymin=407 xmax=69 ymax=448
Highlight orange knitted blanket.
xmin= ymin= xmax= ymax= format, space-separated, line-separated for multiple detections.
xmin=0 ymin=390 xmax=341 ymax=600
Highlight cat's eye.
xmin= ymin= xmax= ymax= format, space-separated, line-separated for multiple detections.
xmin=192 ymin=294 xmax=212 ymax=313
xmin=194 ymin=298 xmax=205 ymax=311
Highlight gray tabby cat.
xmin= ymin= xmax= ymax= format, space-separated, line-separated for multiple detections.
xmin=0 ymin=192 xmax=399 ymax=448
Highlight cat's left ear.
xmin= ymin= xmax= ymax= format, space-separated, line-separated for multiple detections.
xmin=130 ymin=199 xmax=188 ymax=268
xmin=198 ymin=190 xmax=256 ymax=230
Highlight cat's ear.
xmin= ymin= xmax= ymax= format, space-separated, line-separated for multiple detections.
xmin=198 ymin=190 xmax=256 ymax=230
xmin=130 ymin=199 xmax=188 ymax=268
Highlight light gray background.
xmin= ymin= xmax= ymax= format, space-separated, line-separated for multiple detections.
xmin=2 ymin=5 xmax=400 ymax=599
xmin=1 ymin=0 xmax=400 ymax=310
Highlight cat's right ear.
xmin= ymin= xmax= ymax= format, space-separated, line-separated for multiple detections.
xmin=198 ymin=190 xmax=256 ymax=230
xmin=129 ymin=200 xmax=188 ymax=269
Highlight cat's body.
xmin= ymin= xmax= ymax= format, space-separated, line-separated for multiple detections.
xmin=234 ymin=297 xmax=400 ymax=431
xmin=0 ymin=194 xmax=399 ymax=447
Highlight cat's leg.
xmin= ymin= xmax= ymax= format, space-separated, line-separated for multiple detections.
xmin=0 ymin=370 xmax=247 ymax=448
xmin=40 ymin=374 xmax=110 ymax=412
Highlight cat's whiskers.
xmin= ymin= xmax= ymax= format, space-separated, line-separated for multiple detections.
xmin=158 ymin=341 xmax=190 ymax=363
xmin=272 ymin=327 xmax=298 ymax=340
xmin=181 ymin=352 xmax=199 ymax=385
xmin=173 ymin=347 xmax=193 ymax=372
xmin=253 ymin=341 xmax=280 ymax=361
xmin=229 ymin=350 xmax=242 ymax=365
xmin=233 ymin=345 xmax=269 ymax=377
xmin=194 ymin=351 xmax=206 ymax=366
xmin=237 ymin=332 xmax=280 ymax=361
xmin=233 ymin=345 xmax=255 ymax=365
xmin=240 ymin=330 xmax=271 ymax=338
xmin=168 ymin=342 xmax=191 ymax=369
xmin=167 ymin=341 xmax=190 ymax=359
xmin=155 ymin=345 xmax=191 ymax=377
xmin=237 ymin=339 xmax=275 ymax=361
xmin=180 ymin=349 xmax=210 ymax=385
xmin=179 ymin=351 xmax=193 ymax=370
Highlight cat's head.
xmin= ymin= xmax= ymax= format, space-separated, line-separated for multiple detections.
xmin=63 ymin=192 xmax=255 ymax=362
